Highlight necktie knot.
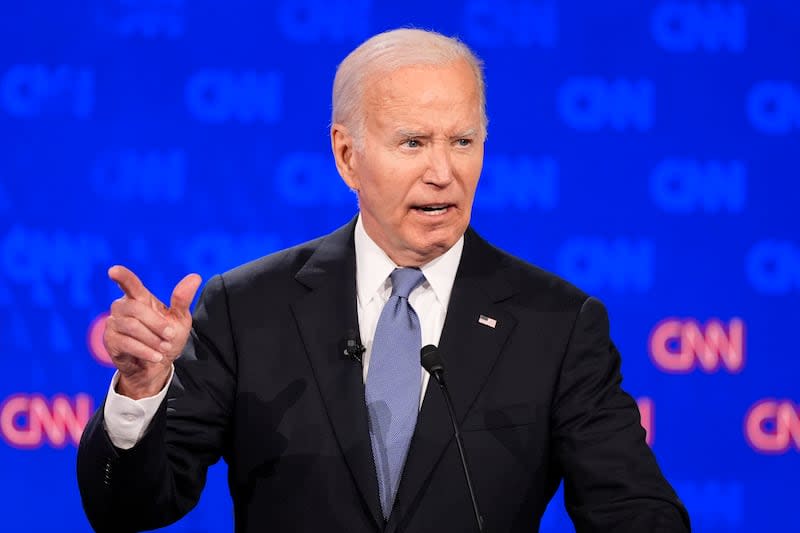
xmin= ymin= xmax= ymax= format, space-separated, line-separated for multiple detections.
xmin=389 ymin=268 xmax=425 ymax=299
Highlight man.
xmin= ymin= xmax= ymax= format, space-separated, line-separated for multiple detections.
xmin=78 ymin=28 xmax=690 ymax=532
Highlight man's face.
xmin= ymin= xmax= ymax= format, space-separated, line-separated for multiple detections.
xmin=333 ymin=59 xmax=485 ymax=266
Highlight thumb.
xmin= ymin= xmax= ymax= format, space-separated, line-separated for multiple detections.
xmin=170 ymin=273 xmax=202 ymax=317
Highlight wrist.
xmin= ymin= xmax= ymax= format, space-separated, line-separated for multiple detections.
xmin=116 ymin=368 xmax=171 ymax=400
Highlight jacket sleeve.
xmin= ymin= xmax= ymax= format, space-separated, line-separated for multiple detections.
xmin=551 ymin=296 xmax=691 ymax=532
xmin=77 ymin=274 xmax=237 ymax=532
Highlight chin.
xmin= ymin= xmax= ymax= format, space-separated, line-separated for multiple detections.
xmin=393 ymin=219 xmax=468 ymax=264
xmin=411 ymin=231 xmax=460 ymax=259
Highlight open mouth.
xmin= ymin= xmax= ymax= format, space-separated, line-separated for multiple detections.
xmin=413 ymin=204 xmax=453 ymax=216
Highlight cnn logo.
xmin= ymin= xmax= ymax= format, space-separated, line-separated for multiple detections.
xmin=0 ymin=394 xmax=93 ymax=449
xmin=744 ymin=400 xmax=800 ymax=454
xmin=649 ymin=318 xmax=745 ymax=373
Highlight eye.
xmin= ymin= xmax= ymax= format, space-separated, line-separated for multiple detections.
xmin=403 ymin=138 xmax=421 ymax=148
xmin=456 ymin=138 xmax=472 ymax=147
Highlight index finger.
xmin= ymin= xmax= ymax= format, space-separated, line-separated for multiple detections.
xmin=108 ymin=265 xmax=151 ymax=302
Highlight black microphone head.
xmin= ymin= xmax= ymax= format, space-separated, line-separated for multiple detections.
xmin=342 ymin=330 xmax=365 ymax=363
xmin=420 ymin=344 xmax=444 ymax=375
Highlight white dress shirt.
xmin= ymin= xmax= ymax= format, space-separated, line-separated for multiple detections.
xmin=353 ymin=215 xmax=463 ymax=406
xmin=104 ymin=215 xmax=463 ymax=450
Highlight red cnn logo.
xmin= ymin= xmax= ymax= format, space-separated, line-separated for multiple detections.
xmin=649 ymin=318 xmax=745 ymax=373
xmin=0 ymin=393 xmax=94 ymax=449
xmin=744 ymin=399 xmax=800 ymax=454
xmin=87 ymin=312 xmax=113 ymax=366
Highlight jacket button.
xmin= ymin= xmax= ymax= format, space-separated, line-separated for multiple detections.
xmin=103 ymin=463 xmax=113 ymax=486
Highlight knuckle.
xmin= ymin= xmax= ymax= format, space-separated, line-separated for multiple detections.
xmin=115 ymin=298 xmax=137 ymax=317
xmin=131 ymin=303 xmax=156 ymax=329
xmin=152 ymin=312 xmax=170 ymax=332
xmin=103 ymin=334 xmax=120 ymax=358
xmin=110 ymin=298 xmax=124 ymax=314
xmin=116 ymin=336 xmax=139 ymax=358
xmin=125 ymin=298 xmax=143 ymax=315
xmin=102 ymin=335 xmax=113 ymax=355
xmin=111 ymin=316 xmax=130 ymax=335
xmin=110 ymin=318 xmax=146 ymax=347
xmin=107 ymin=313 xmax=122 ymax=330
xmin=117 ymin=316 xmax=136 ymax=336
xmin=141 ymin=303 xmax=162 ymax=325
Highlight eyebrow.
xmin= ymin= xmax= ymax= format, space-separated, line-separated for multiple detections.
xmin=453 ymin=128 xmax=478 ymax=138
xmin=394 ymin=129 xmax=430 ymax=139
xmin=392 ymin=128 xmax=478 ymax=139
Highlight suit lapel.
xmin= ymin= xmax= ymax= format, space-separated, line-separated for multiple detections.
xmin=387 ymin=229 xmax=518 ymax=531
xmin=291 ymin=219 xmax=384 ymax=527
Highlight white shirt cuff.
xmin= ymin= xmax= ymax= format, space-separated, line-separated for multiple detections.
xmin=102 ymin=366 xmax=174 ymax=450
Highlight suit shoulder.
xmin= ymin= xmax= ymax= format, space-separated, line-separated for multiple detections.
xmin=215 ymin=233 xmax=326 ymax=291
xmin=491 ymin=244 xmax=590 ymax=310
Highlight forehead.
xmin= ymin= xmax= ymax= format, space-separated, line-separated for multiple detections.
xmin=362 ymin=60 xmax=481 ymax=129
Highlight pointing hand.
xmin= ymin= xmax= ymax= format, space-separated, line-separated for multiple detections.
xmin=103 ymin=265 xmax=202 ymax=400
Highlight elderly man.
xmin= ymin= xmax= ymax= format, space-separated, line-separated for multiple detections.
xmin=78 ymin=29 xmax=690 ymax=532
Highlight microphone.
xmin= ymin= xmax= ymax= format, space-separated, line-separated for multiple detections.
xmin=342 ymin=330 xmax=365 ymax=364
xmin=420 ymin=345 xmax=486 ymax=533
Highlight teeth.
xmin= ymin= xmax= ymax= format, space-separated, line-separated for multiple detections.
xmin=418 ymin=206 xmax=448 ymax=215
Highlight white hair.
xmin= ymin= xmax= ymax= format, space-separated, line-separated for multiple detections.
xmin=331 ymin=28 xmax=488 ymax=146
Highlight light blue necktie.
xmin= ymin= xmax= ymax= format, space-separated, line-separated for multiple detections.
xmin=366 ymin=267 xmax=426 ymax=518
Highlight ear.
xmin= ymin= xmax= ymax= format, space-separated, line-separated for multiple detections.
xmin=330 ymin=123 xmax=360 ymax=191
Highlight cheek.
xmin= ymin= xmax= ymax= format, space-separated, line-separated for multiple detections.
xmin=374 ymin=166 xmax=423 ymax=207
xmin=457 ymin=159 xmax=483 ymax=192
xmin=358 ymin=168 xmax=408 ymax=220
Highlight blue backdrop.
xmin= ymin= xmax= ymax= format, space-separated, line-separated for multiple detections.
xmin=1 ymin=1 xmax=798 ymax=531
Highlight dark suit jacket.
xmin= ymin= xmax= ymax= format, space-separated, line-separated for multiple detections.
xmin=77 ymin=219 xmax=690 ymax=532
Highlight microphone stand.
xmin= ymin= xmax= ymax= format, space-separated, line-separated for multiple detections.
xmin=421 ymin=345 xmax=486 ymax=533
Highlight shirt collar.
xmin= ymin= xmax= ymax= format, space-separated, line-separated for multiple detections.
xmin=354 ymin=214 xmax=464 ymax=307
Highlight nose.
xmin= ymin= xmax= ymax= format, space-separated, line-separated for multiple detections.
xmin=423 ymin=142 xmax=455 ymax=187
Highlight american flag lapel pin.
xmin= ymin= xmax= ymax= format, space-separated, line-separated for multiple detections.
xmin=478 ymin=314 xmax=497 ymax=329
